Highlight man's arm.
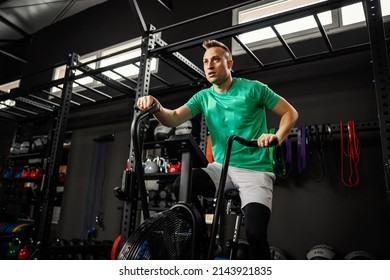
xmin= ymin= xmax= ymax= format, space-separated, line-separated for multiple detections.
xmin=136 ymin=95 xmax=193 ymax=127
xmin=258 ymin=97 xmax=299 ymax=147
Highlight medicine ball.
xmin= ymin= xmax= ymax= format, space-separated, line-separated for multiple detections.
xmin=270 ymin=246 xmax=289 ymax=260
xmin=154 ymin=123 xmax=175 ymax=141
xmin=175 ymin=120 xmax=192 ymax=135
xmin=344 ymin=250 xmax=377 ymax=260
xmin=306 ymin=244 xmax=337 ymax=260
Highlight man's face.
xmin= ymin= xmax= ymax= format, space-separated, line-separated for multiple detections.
xmin=203 ymin=46 xmax=232 ymax=85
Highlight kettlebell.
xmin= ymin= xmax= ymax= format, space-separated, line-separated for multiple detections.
xmin=15 ymin=171 xmax=22 ymax=178
xmin=153 ymin=156 xmax=167 ymax=173
xmin=30 ymin=168 xmax=42 ymax=180
xmin=3 ymin=167 xmax=14 ymax=179
xmin=18 ymin=246 xmax=31 ymax=260
xmin=21 ymin=166 xmax=30 ymax=178
xmin=167 ymin=161 xmax=181 ymax=173
xmin=6 ymin=238 xmax=22 ymax=260
xmin=144 ymin=158 xmax=159 ymax=174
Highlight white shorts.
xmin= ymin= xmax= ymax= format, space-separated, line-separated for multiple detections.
xmin=202 ymin=162 xmax=276 ymax=211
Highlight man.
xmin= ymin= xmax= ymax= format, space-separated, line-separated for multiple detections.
xmin=137 ymin=40 xmax=298 ymax=259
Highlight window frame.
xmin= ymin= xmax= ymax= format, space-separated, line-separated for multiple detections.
xmin=232 ymin=0 xmax=390 ymax=56
xmin=51 ymin=37 xmax=159 ymax=95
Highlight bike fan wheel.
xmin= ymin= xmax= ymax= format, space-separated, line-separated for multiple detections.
xmin=117 ymin=207 xmax=195 ymax=260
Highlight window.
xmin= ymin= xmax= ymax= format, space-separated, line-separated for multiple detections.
xmin=341 ymin=2 xmax=366 ymax=26
xmin=52 ymin=55 xmax=96 ymax=94
xmin=51 ymin=55 xmax=98 ymax=96
xmin=233 ymin=0 xmax=331 ymax=47
xmin=51 ymin=37 xmax=158 ymax=95
xmin=74 ymin=55 xmax=97 ymax=85
xmin=99 ymin=38 xmax=158 ymax=79
xmin=0 ymin=79 xmax=20 ymax=93
xmin=233 ymin=0 xmax=390 ymax=54
xmin=238 ymin=11 xmax=332 ymax=44
xmin=341 ymin=1 xmax=390 ymax=26
xmin=0 ymin=80 xmax=20 ymax=109
xmin=237 ymin=0 xmax=328 ymax=24
xmin=100 ymin=41 xmax=142 ymax=80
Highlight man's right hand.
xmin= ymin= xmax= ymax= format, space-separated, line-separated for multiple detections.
xmin=136 ymin=95 xmax=160 ymax=111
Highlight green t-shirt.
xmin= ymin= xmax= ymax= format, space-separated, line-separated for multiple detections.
xmin=185 ymin=77 xmax=280 ymax=172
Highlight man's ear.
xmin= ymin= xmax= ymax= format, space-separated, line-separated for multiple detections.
xmin=227 ymin=58 xmax=234 ymax=70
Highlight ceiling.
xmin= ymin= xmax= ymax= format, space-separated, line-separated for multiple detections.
xmin=0 ymin=0 xmax=109 ymax=63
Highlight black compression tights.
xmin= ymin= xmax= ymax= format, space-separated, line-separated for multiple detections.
xmin=173 ymin=168 xmax=272 ymax=260
xmin=242 ymin=202 xmax=271 ymax=260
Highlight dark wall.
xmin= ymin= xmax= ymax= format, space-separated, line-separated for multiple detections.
xmin=57 ymin=121 xmax=130 ymax=241
xmin=1 ymin=0 xmax=389 ymax=259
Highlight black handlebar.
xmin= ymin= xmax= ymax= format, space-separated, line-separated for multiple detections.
xmin=130 ymin=101 xmax=161 ymax=220
xmin=233 ymin=135 xmax=279 ymax=147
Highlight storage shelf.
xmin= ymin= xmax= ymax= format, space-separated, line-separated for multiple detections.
xmin=143 ymin=172 xmax=180 ymax=180
xmin=8 ymin=153 xmax=44 ymax=160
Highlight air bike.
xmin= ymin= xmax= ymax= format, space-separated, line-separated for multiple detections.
xmin=117 ymin=103 xmax=277 ymax=260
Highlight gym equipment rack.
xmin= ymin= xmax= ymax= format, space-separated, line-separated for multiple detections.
xmin=0 ymin=0 xmax=389 ymax=257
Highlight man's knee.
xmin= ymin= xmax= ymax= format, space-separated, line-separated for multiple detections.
xmin=243 ymin=202 xmax=270 ymax=241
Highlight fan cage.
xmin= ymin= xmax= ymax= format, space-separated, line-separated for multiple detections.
xmin=118 ymin=206 xmax=196 ymax=260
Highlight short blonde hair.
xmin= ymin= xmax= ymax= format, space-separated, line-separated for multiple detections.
xmin=202 ymin=40 xmax=232 ymax=60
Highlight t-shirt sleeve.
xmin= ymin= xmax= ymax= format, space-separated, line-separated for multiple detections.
xmin=258 ymin=82 xmax=280 ymax=110
xmin=185 ymin=91 xmax=203 ymax=117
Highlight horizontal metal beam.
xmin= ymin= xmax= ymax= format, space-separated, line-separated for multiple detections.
xmin=29 ymin=94 xmax=60 ymax=107
xmin=16 ymin=97 xmax=54 ymax=112
xmin=41 ymin=90 xmax=81 ymax=106
xmin=0 ymin=78 xmax=65 ymax=103
xmin=72 ymin=91 xmax=96 ymax=103
xmin=271 ymin=25 xmax=297 ymax=60
xmin=0 ymin=47 xmax=27 ymax=63
xmin=289 ymin=119 xmax=379 ymax=136
xmin=73 ymin=81 xmax=113 ymax=99
xmin=76 ymin=63 xmax=135 ymax=96
xmin=128 ymin=0 xmax=148 ymax=35
xmin=234 ymin=42 xmax=371 ymax=76
xmin=0 ymin=110 xmax=17 ymax=120
xmin=233 ymin=35 xmax=264 ymax=68
xmin=150 ymin=0 xmax=362 ymax=55
xmin=156 ymin=37 xmax=205 ymax=79
xmin=314 ymin=13 xmax=334 ymax=53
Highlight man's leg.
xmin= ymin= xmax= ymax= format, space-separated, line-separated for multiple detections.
xmin=242 ymin=202 xmax=271 ymax=260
